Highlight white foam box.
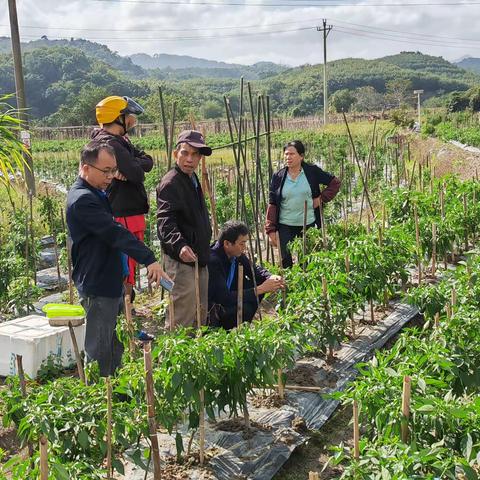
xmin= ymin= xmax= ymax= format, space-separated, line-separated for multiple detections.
xmin=0 ymin=315 xmax=86 ymax=379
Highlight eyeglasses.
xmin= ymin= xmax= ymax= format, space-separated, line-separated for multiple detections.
xmin=88 ymin=164 xmax=118 ymax=177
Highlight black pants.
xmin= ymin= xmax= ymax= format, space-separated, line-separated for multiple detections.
xmin=278 ymin=222 xmax=315 ymax=268
xmin=214 ymin=301 xmax=259 ymax=330
xmin=209 ymin=277 xmax=263 ymax=330
xmin=79 ymin=295 xmax=124 ymax=377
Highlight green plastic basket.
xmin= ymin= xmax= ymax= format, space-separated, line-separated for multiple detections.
xmin=42 ymin=303 xmax=85 ymax=319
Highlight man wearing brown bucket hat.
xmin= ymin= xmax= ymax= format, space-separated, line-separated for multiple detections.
xmin=156 ymin=130 xmax=213 ymax=328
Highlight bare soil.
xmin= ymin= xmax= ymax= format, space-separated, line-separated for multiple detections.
xmin=408 ymin=133 xmax=480 ymax=181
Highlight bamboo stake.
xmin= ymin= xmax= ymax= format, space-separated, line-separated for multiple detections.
xmin=345 ymin=254 xmax=355 ymax=338
xmin=463 ymin=192 xmax=468 ymax=252
xmin=309 ymin=472 xmax=320 ymax=480
xmin=431 ymin=223 xmax=437 ymax=278
xmin=275 ymin=231 xmax=285 ymax=400
xmin=302 ymin=200 xmax=308 ymax=268
xmin=69 ymin=321 xmax=86 ymax=384
xmin=167 ymin=101 xmax=177 ymax=169
xmin=158 ymin=86 xmax=169 ymax=169
xmin=353 ymin=400 xmax=360 ymax=460
xmin=322 ymin=276 xmax=334 ymax=361
xmin=169 ymin=296 xmax=175 ymax=332
xmin=29 ymin=191 xmax=36 ymax=285
xmin=195 ymin=260 xmax=206 ymax=465
xmin=124 ymin=295 xmax=135 ymax=355
xmin=414 ymin=206 xmax=422 ymax=285
xmin=434 ymin=312 xmax=440 ymax=328
xmin=319 ymin=199 xmax=327 ymax=249
xmin=16 ymin=355 xmax=34 ymax=459
xmin=106 ymin=376 xmax=113 ymax=479
xmin=40 ymin=435 xmax=48 ymax=480
xmin=237 ymin=264 xmax=244 ymax=328
xmin=143 ymin=342 xmax=162 ymax=479
xmin=342 ymin=112 xmax=375 ymax=220
xmin=401 ymin=376 xmax=411 ymax=443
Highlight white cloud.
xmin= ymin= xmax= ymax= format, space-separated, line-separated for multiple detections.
xmin=1 ymin=0 xmax=480 ymax=65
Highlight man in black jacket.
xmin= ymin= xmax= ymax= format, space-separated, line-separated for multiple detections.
xmin=157 ymin=130 xmax=212 ymax=329
xmin=67 ymin=141 xmax=169 ymax=376
xmin=92 ymin=96 xmax=153 ymax=300
xmin=208 ymin=221 xmax=285 ymax=330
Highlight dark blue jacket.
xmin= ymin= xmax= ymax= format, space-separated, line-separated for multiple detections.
xmin=66 ymin=177 xmax=156 ymax=298
xmin=208 ymin=241 xmax=270 ymax=308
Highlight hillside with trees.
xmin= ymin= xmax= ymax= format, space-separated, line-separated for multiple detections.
xmin=0 ymin=37 xmax=478 ymax=125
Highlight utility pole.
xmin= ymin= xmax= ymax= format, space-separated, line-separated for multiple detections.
xmin=317 ymin=19 xmax=333 ymax=126
xmin=8 ymin=0 xmax=35 ymax=194
xmin=413 ymin=89 xmax=424 ymax=130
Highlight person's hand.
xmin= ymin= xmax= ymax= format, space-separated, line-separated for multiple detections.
xmin=179 ymin=245 xmax=197 ymax=263
xmin=257 ymin=276 xmax=285 ymax=295
xmin=146 ymin=262 xmax=172 ymax=287
xmin=114 ymin=171 xmax=127 ymax=181
xmin=313 ymin=196 xmax=322 ymax=209
xmin=269 ymin=274 xmax=286 ymax=289
xmin=268 ymin=232 xmax=278 ymax=248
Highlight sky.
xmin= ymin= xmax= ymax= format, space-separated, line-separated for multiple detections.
xmin=1 ymin=0 xmax=480 ymax=66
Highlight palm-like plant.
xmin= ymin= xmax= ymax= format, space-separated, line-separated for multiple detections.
xmin=0 ymin=94 xmax=30 ymax=188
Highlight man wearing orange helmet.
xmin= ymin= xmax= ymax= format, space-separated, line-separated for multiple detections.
xmin=92 ymin=96 xmax=153 ymax=302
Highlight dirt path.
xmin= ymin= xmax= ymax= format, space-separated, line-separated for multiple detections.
xmin=408 ymin=133 xmax=480 ymax=180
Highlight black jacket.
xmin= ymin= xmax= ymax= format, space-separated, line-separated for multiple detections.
xmin=266 ymin=161 xmax=341 ymax=233
xmin=156 ymin=166 xmax=212 ymax=266
xmin=91 ymin=128 xmax=153 ymax=217
xmin=208 ymin=242 xmax=271 ymax=308
xmin=66 ymin=177 xmax=156 ymax=298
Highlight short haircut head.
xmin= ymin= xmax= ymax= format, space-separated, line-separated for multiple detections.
xmin=219 ymin=220 xmax=249 ymax=245
xmin=283 ymin=140 xmax=305 ymax=156
xmin=80 ymin=141 xmax=115 ymax=166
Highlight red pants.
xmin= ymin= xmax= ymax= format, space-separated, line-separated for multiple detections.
xmin=115 ymin=214 xmax=146 ymax=286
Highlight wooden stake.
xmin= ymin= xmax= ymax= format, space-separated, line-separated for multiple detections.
xmin=40 ymin=435 xmax=48 ymax=480
xmin=434 ymin=312 xmax=440 ymax=328
xmin=124 ymin=295 xmax=135 ymax=355
xmin=463 ymin=192 xmax=469 ymax=252
xmin=302 ymin=199 xmax=308 ymax=266
xmin=401 ymin=376 xmax=411 ymax=443
xmin=143 ymin=342 xmax=162 ymax=479
xmin=319 ymin=199 xmax=327 ymax=249
xmin=237 ymin=264 xmax=244 ymax=328
xmin=431 ymin=223 xmax=437 ymax=278
xmin=168 ymin=295 xmax=175 ymax=332
xmin=322 ymin=276 xmax=334 ymax=360
xmin=345 ymin=254 xmax=355 ymax=338
xmin=106 ymin=376 xmax=113 ymax=479
xmin=414 ymin=206 xmax=422 ymax=284
xmin=309 ymin=472 xmax=320 ymax=480
xmin=353 ymin=400 xmax=360 ymax=460
xmin=16 ymin=355 xmax=34 ymax=458
xmin=69 ymin=321 xmax=86 ymax=385
xmin=194 ymin=259 xmax=205 ymax=465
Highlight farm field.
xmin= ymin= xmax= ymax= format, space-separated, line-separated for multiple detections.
xmin=1 ymin=108 xmax=480 ymax=480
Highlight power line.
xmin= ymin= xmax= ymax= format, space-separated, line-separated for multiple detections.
xmin=0 ymin=26 xmax=317 ymax=42
xmin=89 ymin=0 xmax=480 ymax=6
xmin=332 ymin=18 xmax=480 ymax=43
xmin=0 ymin=17 xmax=337 ymax=33
xmin=334 ymin=26 xmax=480 ymax=50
